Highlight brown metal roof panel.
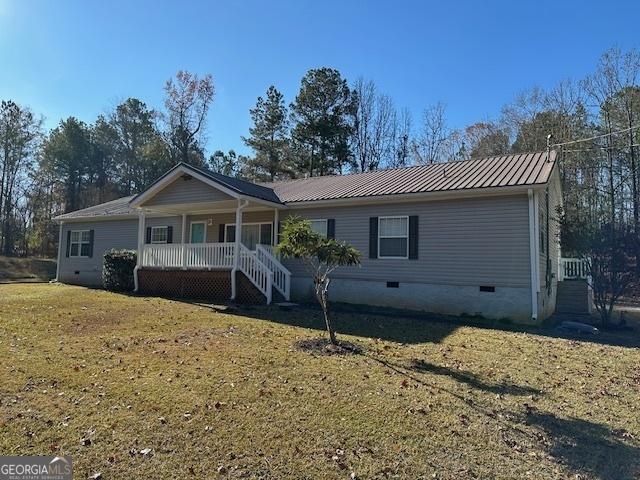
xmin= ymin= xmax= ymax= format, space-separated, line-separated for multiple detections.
xmin=424 ymin=160 xmax=472 ymax=191
xmin=518 ymin=152 xmax=544 ymax=185
xmin=466 ymin=156 xmax=504 ymax=189
xmin=476 ymin=155 xmax=513 ymax=188
xmin=502 ymin=153 xmax=531 ymax=186
xmin=447 ymin=157 xmax=493 ymax=190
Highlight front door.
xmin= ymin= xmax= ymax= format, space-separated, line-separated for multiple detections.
xmin=190 ymin=222 xmax=206 ymax=243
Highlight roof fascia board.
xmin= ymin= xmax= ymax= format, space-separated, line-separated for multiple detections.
xmin=286 ymin=183 xmax=544 ymax=209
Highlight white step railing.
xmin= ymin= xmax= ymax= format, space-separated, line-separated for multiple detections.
xmin=559 ymin=257 xmax=590 ymax=281
xmin=256 ymin=244 xmax=291 ymax=300
xmin=142 ymin=243 xmax=235 ymax=269
xmin=238 ymin=244 xmax=273 ymax=304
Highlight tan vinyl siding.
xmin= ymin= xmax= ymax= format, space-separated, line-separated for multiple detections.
xmin=283 ymin=195 xmax=532 ymax=288
xmin=144 ymin=177 xmax=232 ymax=206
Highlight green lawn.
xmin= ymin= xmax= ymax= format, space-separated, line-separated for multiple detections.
xmin=1 ymin=284 xmax=639 ymax=479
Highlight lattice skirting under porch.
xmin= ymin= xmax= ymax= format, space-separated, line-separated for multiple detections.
xmin=137 ymin=269 xmax=266 ymax=304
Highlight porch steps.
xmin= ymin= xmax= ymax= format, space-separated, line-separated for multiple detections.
xmin=556 ymin=280 xmax=590 ymax=314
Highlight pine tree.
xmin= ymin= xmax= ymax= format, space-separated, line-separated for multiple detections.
xmin=242 ymin=86 xmax=292 ymax=181
xmin=290 ymin=68 xmax=355 ymax=176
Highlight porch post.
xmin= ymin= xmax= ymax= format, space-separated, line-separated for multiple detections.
xmin=230 ymin=199 xmax=247 ymax=300
xmin=55 ymin=221 xmax=64 ymax=282
xmin=134 ymin=210 xmax=146 ymax=292
xmin=181 ymin=213 xmax=187 ymax=269
xmin=273 ymin=208 xmax=279 ymax=245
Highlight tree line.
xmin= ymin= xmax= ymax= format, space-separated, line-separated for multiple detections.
xmin=1 ymin=47 xmax=639 ymax=282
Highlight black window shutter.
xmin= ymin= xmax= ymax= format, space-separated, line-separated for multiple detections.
xmin=219 ymin=224 xmax=225 ymax=242
xmin=167 ymin=226 xmax=173 ymax=243
xmin=327 ymin=219 xmax=335 ymax=239
xmin=369 ymin=217 xmax=378 ymax=259
xmin=88 ymin=230 xmax=94 ymax=258
xmin=145 ymin=227 xmax=152 ymax=244
xmin=409 ymin=216 xmax=418 ymax=259
xmin=65 ymin=230 xmax=71 ymax=257
xmin=277 ymin=221 xmax=283 ymax=244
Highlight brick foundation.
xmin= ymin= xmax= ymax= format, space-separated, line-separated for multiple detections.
xmin=137 ymin=269 xmax=265 ymax=304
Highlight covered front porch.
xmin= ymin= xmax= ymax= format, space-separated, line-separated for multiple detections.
xmin=129 ymin=163 xmax=291 ymax=304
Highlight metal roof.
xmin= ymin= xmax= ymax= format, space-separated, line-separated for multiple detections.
xmin=55 ymin=151 xmax=556 ymax=220
xmin=262 ymin=151 xmax=557 ymax=203
xmin=186 ymin=163 xmax=283 ymax=204
xmin=54 ymin=195 xmax=136 ymax=221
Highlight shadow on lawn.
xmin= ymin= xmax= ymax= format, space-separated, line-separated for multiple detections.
xmin=366 ymin=352 xmax=640 ymax=479
xmin=524 ymin=412 xmax=640 ymax=480
xmin=235 ymin=303 xmax=461 ymax=344
xmin=409 ymin=359 xmax=541 ymax=396
xmin=232 ymin=302 xmax=640 ymax=348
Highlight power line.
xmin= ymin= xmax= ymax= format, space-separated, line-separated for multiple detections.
xmin=551 ymin=124 xmax=640 ymax=147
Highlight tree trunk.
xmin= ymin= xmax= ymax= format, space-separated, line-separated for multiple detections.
xmin=315 ymin=276 xmax=337 ymax=344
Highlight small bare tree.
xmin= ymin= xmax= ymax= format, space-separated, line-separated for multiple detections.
xmin=277 ymin=217 xmax=361 ymax=344
xmin=413 ymin=102 xmax=450 ymax=164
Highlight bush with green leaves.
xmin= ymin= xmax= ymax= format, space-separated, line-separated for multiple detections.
xmin=102 ymin=249 xmax=137 ymax=292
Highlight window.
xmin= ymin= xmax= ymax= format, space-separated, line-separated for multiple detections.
xmin=309 ymin=219 xmax=328 ymax=237
xmin=151 ymin=226 xmax=168 ymax=244
xmin=378 ymin=216 xmax=408 ymax=258
xmin=70 ymin=230 xmax=91 ymax=257
xmin=225 ymin=222 xmax=272 ymax=250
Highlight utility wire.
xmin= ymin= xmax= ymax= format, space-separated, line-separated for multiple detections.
xmin=551 ymin=124 xmax=640 ymax=147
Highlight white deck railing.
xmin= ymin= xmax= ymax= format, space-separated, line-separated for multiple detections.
xmin=141 ymin=242 xmax=278 ymax=304
xmin=238 ymin=244 xmax=273 ymax=304
xmin=256 ymin=244 xmax=291 ymax=300
xmin=141 ymin=243 xmax=235 ymax=269
xmin=559 ymin=257 xmax=590 ymax=281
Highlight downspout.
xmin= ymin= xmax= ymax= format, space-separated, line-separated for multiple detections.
xmin=528 ymin=189 xmax=539 ymax=321
xmin=55 ymin=221 xmax=64 ymax=282
xmin=230 ymin=199 xmax=249 ymax=301
xmin=134 ymin=210 xmax=145 ymax=292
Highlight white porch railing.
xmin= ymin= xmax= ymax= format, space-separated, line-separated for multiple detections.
xmin=142 ymin=243 xmax=235 ymax=269
xmin=141 ymin=242 xmax=279 ymax=304
xmin=256 ymin=244 xmax=291 ymax=300
xmin=238 ymin=244 xmax=273 ymax=304
xmin=142 ymin=244 xmax=184 ymax=268
xmin=559 ymin=257 xmax=590 ymax=281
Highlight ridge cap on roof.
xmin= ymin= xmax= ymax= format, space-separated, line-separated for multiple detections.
xmin=259 ymin=149 xmax=556 ymax=187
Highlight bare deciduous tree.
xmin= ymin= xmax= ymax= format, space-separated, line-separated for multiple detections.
xmin=413 ymin=102 xmax=450 ymax=164
xmin=352 ymin=78 xmax=396 ymax=171
xmin=164 ymin=71 xmax=215 ymax=166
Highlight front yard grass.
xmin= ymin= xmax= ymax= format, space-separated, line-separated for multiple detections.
xmin=1 ymin=284 xmax=639 ymax=479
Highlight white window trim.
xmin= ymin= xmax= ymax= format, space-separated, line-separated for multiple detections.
xmin=225 ymin=222 xmax=273 ymax=246
xmin=378 ymin=215 xmax=409 ymax=260
xmin=189 ymin=221 xmax=207 ymax=243
xmin=150 ymin=226 xmax=169 ymax=244
xmin=309 ymin=219 xmax=328 ymax=237
xmin=69 ymin=229 xmax=91 ymax=258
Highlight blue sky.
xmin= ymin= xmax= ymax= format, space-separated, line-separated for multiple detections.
xmin=1 ymin=0 xmax=638 ymax=156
